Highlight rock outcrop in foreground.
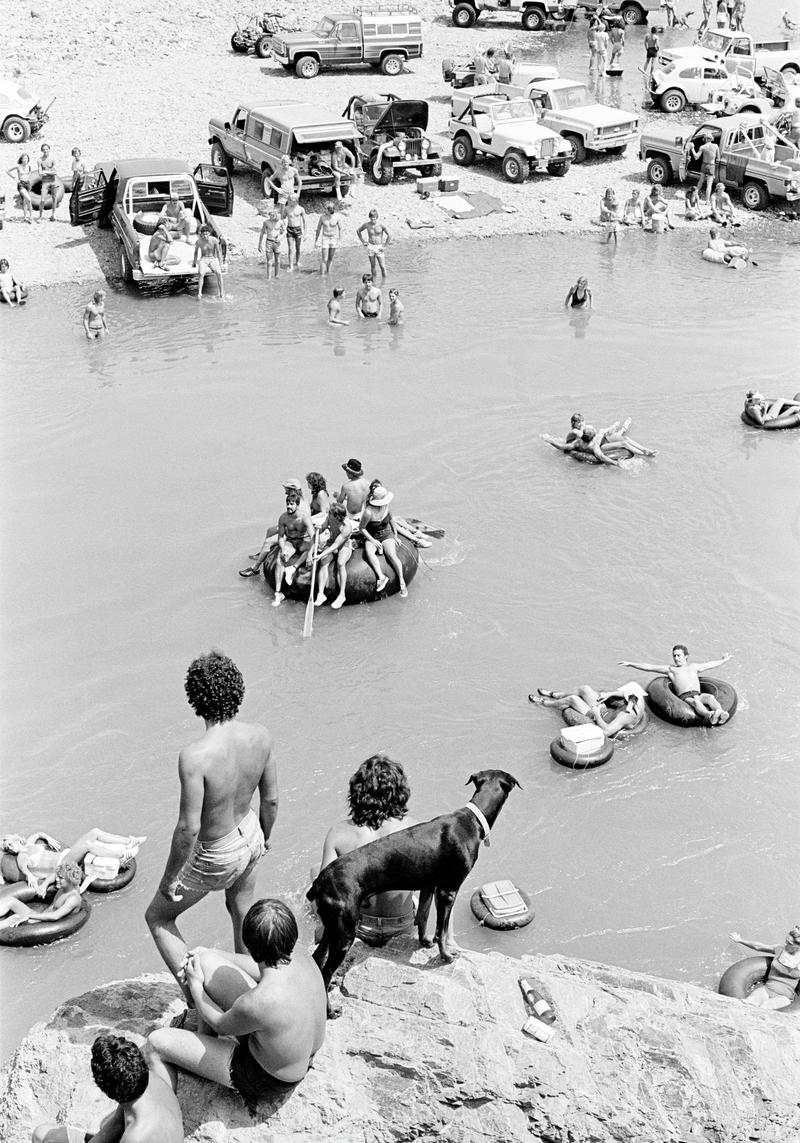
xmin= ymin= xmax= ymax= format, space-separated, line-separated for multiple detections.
xmin=2 ymin=941 xmax=799 ymax=1142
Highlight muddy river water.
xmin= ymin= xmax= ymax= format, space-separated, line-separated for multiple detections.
xmin=1 ymin=230 xmax=798 ymax=1057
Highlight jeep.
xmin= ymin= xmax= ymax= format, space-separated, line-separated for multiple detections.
xmin=449 ymin=92 xmax=572 ymax=181
xmin=342 ymin=94 xmax=442 ymax=183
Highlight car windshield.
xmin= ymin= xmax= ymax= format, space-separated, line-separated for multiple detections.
xmin=493 ymin=100 xmax=535 ymax=123
xmin=362 ymin=104 xmax=387 ymax=126
xmin=699 ymin=32 xmax=729 ymax=52
xmin=314 ymin=17 xmax=336 ymax=37
xmin=549 ymin=85 xmax=592 ymax=111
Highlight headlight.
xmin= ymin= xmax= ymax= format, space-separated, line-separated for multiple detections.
xmin=790 ymin=180 xmax=799 ymax=192
xmin=397 ymin=140 xmax=407 ymax=155
xmin=421 ymin=139 xmax=430 ymax=153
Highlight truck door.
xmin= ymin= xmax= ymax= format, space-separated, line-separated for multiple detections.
xmin=225 ymin=108 xmax=249 ymax=163
xmin=718 ymin=125 xmax=749 ymax=189
xmin=331 ymin=20 xmax=362 ymax=65
xmin=725 ymin=36 xmax=755 ymax=76
xmin=193 ymin=164 xmax=234 ymax=217
xmin=68 ymin=168 xmax=109 ymax=227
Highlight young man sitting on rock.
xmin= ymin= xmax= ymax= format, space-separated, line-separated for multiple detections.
xmin=146 ymin=899 xmax=326 ymax=1111
xmin=32 ymin=1033 xmax=183 ymax=1143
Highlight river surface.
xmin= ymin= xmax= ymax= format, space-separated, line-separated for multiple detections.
xmin=1 ymin=231 xmax=799 ymax=1059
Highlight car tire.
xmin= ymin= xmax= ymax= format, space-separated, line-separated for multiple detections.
xmin=741 ymin=180 xmax=769 ymax=210
xmin=452 ymin=134 xmax=475 ymax=166
xmin=230 ymin=33 xmax=249 ymax=53
xmin=452 ymin=3 xmax=477 ymax=27
xmin=2 ymin=115 xmax=31 ymax=144
xmin=548 ymin=160 xmax=570 ymax=177
xmin=660 ymin=88 xmax=687 ymax=114
xmin=646 ymin=155 xmax=672 ymax=186
xmin=260 ymin=167 xmax=276 ymax=198
xmin=563 ymin=133 xmax=586 ymax=164
xmin=521 ymin=6 xmax=546 ymax=31
xmin=780 ymin=64 xmax=800 ymax=79
xmin=380 ymin=54 xmax=404 ymax=76
xmin=255 ymin=35 xmax=273 ymax=58
xmin=210 ymin=143 xmax=232 ymax=173
xmin=372 ymin=159 xmax=394 ymax=185
xmin=295 ymin=56 xmax=319 ymax=79
xmin=120 ymin=246 xmax=133 ymax=284
xmin=620 ymin=2 xmax=645 ymax=24
xmin=502 ymin=149 xmax=528 ymax=183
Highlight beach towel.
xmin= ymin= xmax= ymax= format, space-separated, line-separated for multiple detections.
xmin=435 ymin=191 xmax=510 ymax=219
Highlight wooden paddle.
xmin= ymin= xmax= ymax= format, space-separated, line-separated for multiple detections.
xmin=302 ymin=530 xmax=320 ymax=639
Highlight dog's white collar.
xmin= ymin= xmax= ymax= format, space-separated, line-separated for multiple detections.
xmin=464 ymin=802 xmax=491 ymax=846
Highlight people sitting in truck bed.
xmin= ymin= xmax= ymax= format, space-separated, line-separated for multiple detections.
xmin=473 ymin=48 xmax=497 ymax=86
xmin=158 ymin=191 xmax=192 ymax=242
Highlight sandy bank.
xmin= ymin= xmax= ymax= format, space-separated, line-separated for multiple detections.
xmin=3 ymin=0 xmax=794 ymax=288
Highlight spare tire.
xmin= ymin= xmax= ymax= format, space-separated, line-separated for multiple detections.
xmin=28 ymin=175 xmax=65 ymax=211
xmin=133 ymin=212 xmax=161 ymax=235
xmin=86 ymin=858 xmax=137 ymax=894
xmin=646 ymin=675 xmax=737 ymax=727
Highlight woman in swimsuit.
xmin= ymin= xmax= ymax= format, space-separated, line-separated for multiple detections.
xmin=83 ymin=289 xmax=109 ymax=339
xmin=360 ymin=482 xmax=408 ymax=598
xmin=283 ymin=196 xmax=306 ymax=270
xmin=1 ymin=829 xmax=145 ymax=895
xmin=7 ymin=154 xmax=33 ymax=223
xmin=0 ymin=861 xmax=84 ymax=932
xmin=71 ymin=147 xmax=86 ymax=191
xmin=565 ymin=277 xmax=592 ymax=308
xmin=37 ymin=143 xmax=57 ymax=222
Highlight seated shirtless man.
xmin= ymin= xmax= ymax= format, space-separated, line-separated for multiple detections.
xmin=158 ymin=191 xmax=192 ymax=242
xmin=33 ymin=1033 xmax=183 ymax=1143
xmin=316 ymin=754 xmax=418 ymax=945
xmin=744 ymin=389 xmax=800 ymax=425
xmin=619 ymin=643 xmax=733 ymax=725
xmin=146 ymin=899 xmax=326 ymax=1111
xmin=272 ymin=489 xmax=314 ymax=607
xmin=336 ymin=457 xmax=370 ymax=521
xmin=529 ymin=682 xmax=647 ymax=738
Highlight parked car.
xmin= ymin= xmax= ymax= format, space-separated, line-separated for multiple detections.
xmin=0 ymin=79 xmax=50 ymax=144
xmin=658 ymin=29 xmax=800 ymax=82
xmin=442 ymin=57 xmax=558 ymax=88
xmin=69 ymin=159 xmax=232 ymax=285
xmin=567 ymin=0 xmax=660 ymax=25
xmin=342 ymin=94 xmax=442 ymax=183
xmin=497 ymin=77 xmax=638 ymax=161
xmin=648 ymin=59 xmax=755 ymax=115
xmin=639 ymin=113 xmax=800 ymax=210
xmin=270 ymin=6 xmax=423 ymax=79
xmin=209 ymin=101 xmax=362 ymax=198
xmin=449 ymin=0 xmax=568 ymax=32
xmin=449 ymin=92 xmax=572 ymax=181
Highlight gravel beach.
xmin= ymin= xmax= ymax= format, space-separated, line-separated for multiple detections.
xmin=2 ymin=0 xmax=794 ymax=286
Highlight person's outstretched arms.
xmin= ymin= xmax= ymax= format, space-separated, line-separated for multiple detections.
xmin=729 ymin=931 xmax=774 ymax=953
xmin=618 ymin=660 xmax=668 ymax=673
xmin=695 ymin=652 xmax=732 ymax=670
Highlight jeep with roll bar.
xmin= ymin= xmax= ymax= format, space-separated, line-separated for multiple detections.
xmin=209 ymin=100 xmax=362 ymax=199
xmin=449 ymin=90 xmax=572 ymax=181
xmin=342 ymin=93 xmax=442 ymax=183
xmin=269 ymin=4 xmax=423 ymax=79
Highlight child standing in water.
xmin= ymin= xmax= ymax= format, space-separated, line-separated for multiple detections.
xmin=387 ymin=288 xmax=404 ymax=325
xmin=327 ymin=287 xmax=349 ymax=325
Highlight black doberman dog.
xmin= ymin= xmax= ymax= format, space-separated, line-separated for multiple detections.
xmin=307 ymin=769 xmax=521 ymax=1009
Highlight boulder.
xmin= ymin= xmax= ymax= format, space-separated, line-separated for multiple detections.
xmin=1 ymin=941 xmax=799 ymax=1142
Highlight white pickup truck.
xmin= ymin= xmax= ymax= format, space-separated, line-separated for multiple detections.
xmin=659 ymin=29 xmax=800 ymax=82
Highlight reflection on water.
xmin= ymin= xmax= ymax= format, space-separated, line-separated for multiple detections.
xmin=1 ymin=231 xmax=799 ymax=1059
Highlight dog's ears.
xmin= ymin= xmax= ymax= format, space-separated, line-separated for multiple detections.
xmin=465 ymin=773 xmax=479 ymax=788
xmin=512 ymin=776 xmax=523 ymax=791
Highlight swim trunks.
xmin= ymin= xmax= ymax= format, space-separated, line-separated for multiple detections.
xmin=646 ymin=46 xmax=658 ymax=57
xmin=176 ymin=809 xmax=265 ymax=894
xmin=367 ymin=243 xmax=384 ymax=256
xmin=679 ymin=690 xmax=701 ymax=702
xmin=229 ymin=1036 xmax=302 ymax=1108
xmin=320 ymin=236 xmax=338 ymax=251
xmin=362 ymin=310 xmax=379 ymax=319
xmin=701 ymin=162 xmax=716 ymax=175
xmin=198 ymin=257 xmax=222 ymax=276
xmin=265 ymin=238 xmax=282 ymax=254
xmin=356 ymin=905 xmax=415 ymax=947
xmin=287 ymin=225 xmax=303 ymax=237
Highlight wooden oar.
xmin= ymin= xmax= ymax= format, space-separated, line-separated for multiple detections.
xmin=303 ymin=530 xmax=320 ymax=639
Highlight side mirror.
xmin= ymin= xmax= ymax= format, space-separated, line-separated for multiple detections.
xmin=224 ymin=122 xmax=231 ymax=131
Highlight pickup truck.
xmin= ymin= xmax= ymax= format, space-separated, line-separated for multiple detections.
xmin=568 ymin=0 xmax=661 ymax=24
xmin=449 ymin=0 xmax=568 ymax=32
xmin=449 ymin=91 xmax=572 ymax=181
xmin=493 ymin=76 xmax=638 ymax=161
xmin=639 ymin=113 xmax=800 ymax=210
xmin=270 ymin=6 xmax=423 ymax=78
xmin=658 ymin=29 xmax=800 ymax=82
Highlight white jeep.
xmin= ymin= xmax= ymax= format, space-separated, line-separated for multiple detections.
xmin=448 ymin=92 xmax=572 ymax=181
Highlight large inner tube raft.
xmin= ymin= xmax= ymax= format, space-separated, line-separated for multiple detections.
xmin=28 ymin=175 xmax=65 ymax=211
xmin=567 ymin=443 xmax=636 ymax=465
xmin=550 ymin=736 xmax=614 ymax=770
xmin=0 ymin=887 xmax=91 ymax=948
xmin=470 ymin=886 xmax=534 ymax=930
xmin=563 ymin=697 xmax=649 ymax=738
xmin=741 ymin=392 xmax=800 ymax=431
xmin=86 ymin=858 xmax=137 ymax=894
xmin=646 ymin=675 xmax=737 ymax=728
xmin=718 ymin=956 xmax=800 ymax=1014
xmin=263 ymin=537 xmax=419 ymax=605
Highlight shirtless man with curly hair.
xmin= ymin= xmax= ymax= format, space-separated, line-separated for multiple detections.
xmin=317 ymin=754 xmax=418 ymax=946
xmin=145 ymin=651 xmax=277 ymax=1016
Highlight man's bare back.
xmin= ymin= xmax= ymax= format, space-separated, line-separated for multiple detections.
xmin=338 ymin=475 xmax=370 ymax=517
xmin=240 ymin=948 xmax=327 ymax=1080
xmin=182 ymin=720 xmax=274 ymax=842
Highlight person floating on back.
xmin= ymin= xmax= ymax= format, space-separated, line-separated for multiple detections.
xmin=619 ymin=644 xmax=733 ymax=724
xmin=32 ymin=1033 xmax=183 ymax=1143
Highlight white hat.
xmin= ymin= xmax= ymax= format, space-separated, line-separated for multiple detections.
xmin=368 ymin=485 xmax=394 ymax=507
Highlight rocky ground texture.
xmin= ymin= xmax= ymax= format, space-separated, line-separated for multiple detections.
xmin=1 ymin=941 xmax=799 ymax=1142
xmin=3 ymin=0 xmax=795 ymax=285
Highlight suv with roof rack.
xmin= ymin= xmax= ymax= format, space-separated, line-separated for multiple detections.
xmin=270 ymin=5 xmax=423 ymax=79
xmin=209 ymin=101 xmax=362 ymax=198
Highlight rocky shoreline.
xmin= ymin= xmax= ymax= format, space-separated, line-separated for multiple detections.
xmin=3 ymin=0 xmax=794 ymax=287
xmin=1 ymin=941 xmax=799 ymax=1142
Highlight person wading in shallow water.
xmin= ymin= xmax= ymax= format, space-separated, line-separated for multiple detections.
xmin=565 ymin=277 xmax=592 ymax=308
xmin=145 ymin=651 xmax=277 ymax=1023
xmin=83 ymin=289 xmax=108 ymax=339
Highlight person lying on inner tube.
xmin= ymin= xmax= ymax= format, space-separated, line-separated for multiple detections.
xmin=566 ymin=413 xmax=657 ymax=457
xmin=743 ymin=390 xmax=800 ymax=426
xmin=0 ymin=860 xmax=82 ymax=931
xmin=1 ymin=828 xmax=145 ymax=895
xmin=619 ymin=644 xmax=733 ymax=725
xmin=729 ymin=925 xmax=800 ymax=1010
xmin=543 ymin=420 xmax=657 ymax=466
xmin=529 ymin=682 xmax=647 ymax=737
